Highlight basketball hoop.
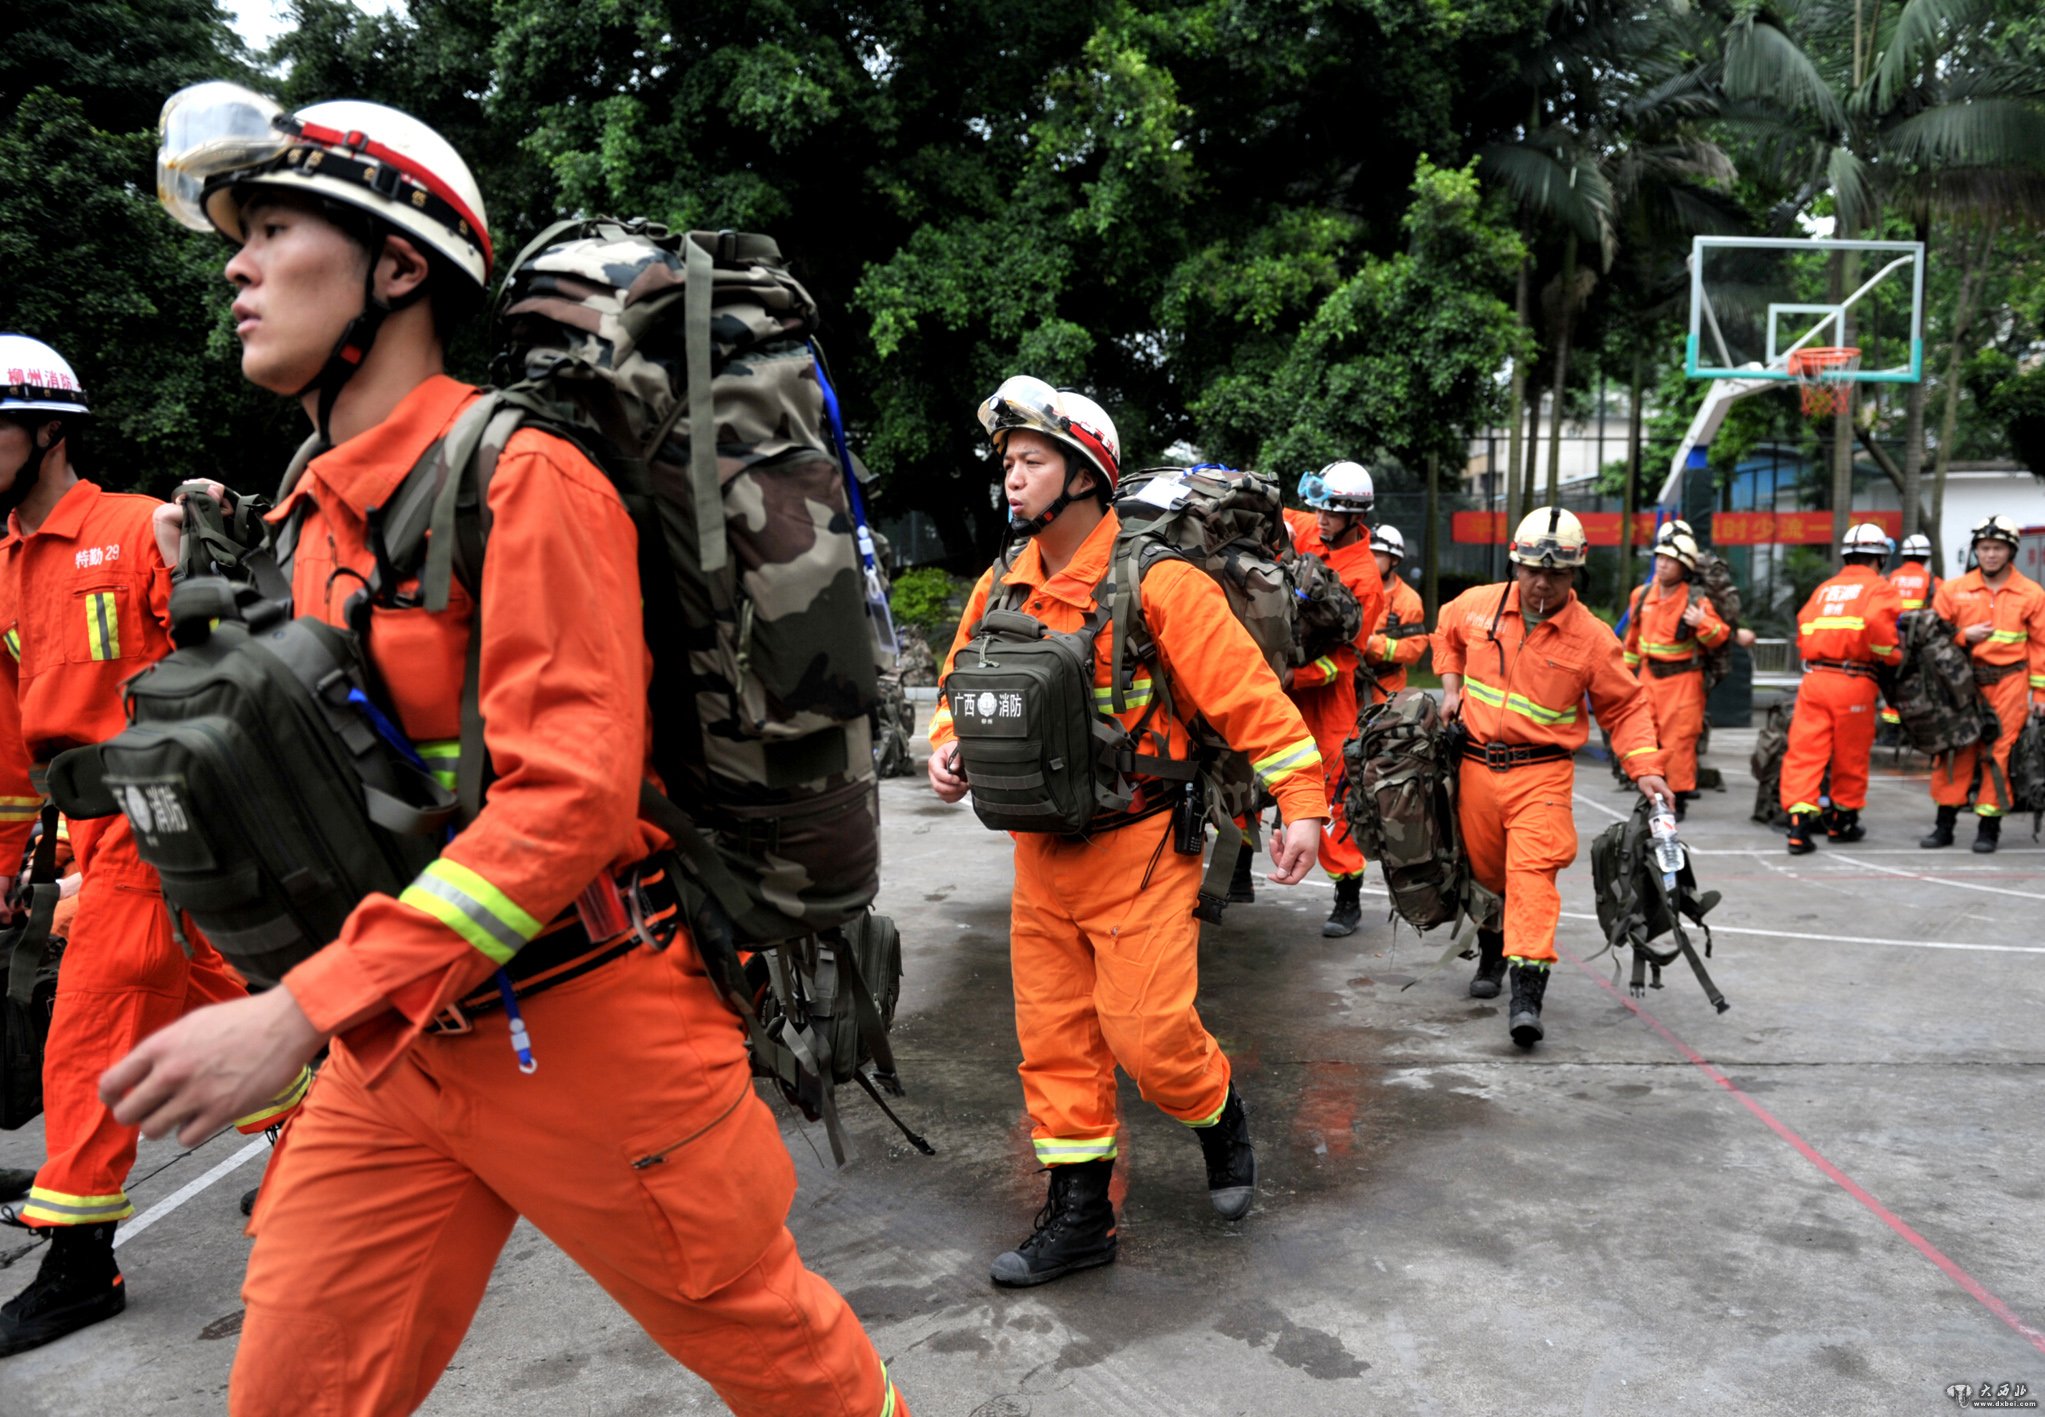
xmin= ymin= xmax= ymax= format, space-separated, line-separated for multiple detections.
xmin=1787 ymin=346 xmax=1861 ymax=418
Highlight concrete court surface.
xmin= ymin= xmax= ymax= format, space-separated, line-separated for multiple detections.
xmin=3 ymin=718 xmax=2043 ymax=1416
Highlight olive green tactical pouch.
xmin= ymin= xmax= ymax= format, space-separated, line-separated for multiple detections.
xmin=943 ymin=608 xmax=1120 ymax=835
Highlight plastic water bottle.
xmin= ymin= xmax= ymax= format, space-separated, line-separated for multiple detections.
xmin=1650 ymin=800 xmax=1682 ymax=893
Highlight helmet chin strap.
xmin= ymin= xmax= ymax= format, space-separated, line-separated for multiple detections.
xmin=293 ymin=229 xmax=426 ymax=448
xmin=1009 ymin=463 xmax=1088 ymax=540
xmin=0 ymin=423 xmax=60 ymax=523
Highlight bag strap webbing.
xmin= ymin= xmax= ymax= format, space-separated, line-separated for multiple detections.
xmin=6 ymin=807 xmax=61 ymax=1007
xmin=682 ymin=233 xmax=728 ymax=576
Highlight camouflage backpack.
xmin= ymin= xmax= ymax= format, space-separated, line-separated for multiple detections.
xmin=1883 ymin=609 xmax=1983 ymax=758
xmin=1749 ymin=701 xmax=1793 ymax=827
xmin=357 ymin=220 xmax=914 ymax=1153
xmin=2007 ymin=715 xmax=2045 ymax=839
xmin=1281 ymin=547 xmax=1363 ymax=670
xmin=1691 ymin=552 xmax=1743 ymax=689
xmin=1341 ymin=690 xmax=1500 ymax=950
xmin=1588 ymin=795 xmax=1728 ymax=1011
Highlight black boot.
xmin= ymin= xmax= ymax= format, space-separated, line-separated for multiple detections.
xmin=1508 ymin=962 xmax=1550 ymax=1049
xmin=0 ymin=1169 xmax=31 ymax=1203
xmin=1920 ymin=805 xmax=1959 ymax=849
xmin=1825 ymin=807 xmax=1866 ymax=843
xmin=1226 ymin=844 xmax=1256 ymax=904
xmin=1973 ymin=813 xmax=2001 ymax=854
xmin=1468 ymin=928 xmax=1507 ymax=999
xmin=1786 ymin=812 xmax=1819 ymax=855
xmin=1321 ymin=876 xmax=1362 ymax=938
xmin=0 ymin=1223 xmax=125 ymax=1357
xmin=989 ymin=1160 xmax=1118 ymax=1287
xmin=1193 ymin=1084 xmax=1257 ymax=1220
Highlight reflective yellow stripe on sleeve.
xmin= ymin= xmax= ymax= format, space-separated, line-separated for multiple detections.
xmin=1621 ymin=745 xmax=1655 ymax=760
xmin=0 ymin=796 xmax=42 ymax=820
xmin=3 ymin=628 xmax=18 ymax=660
xmin=1989 ymin=628 xmax=2026 ymax=644
xmin=1311 ymin=655 xmax=1338 ymax=681
xmin=84 ymin=591 xmax=120 ymax=661
xmin=2031 ymin=674 xmax=2045 ymax=690
xmin=1251 ymin=734 xmax=1321 ymax=788
xmin=399 ymin=858 xmax=542 ymax=965
xmin=1622 ymin=651 xmax=1641 ymax=666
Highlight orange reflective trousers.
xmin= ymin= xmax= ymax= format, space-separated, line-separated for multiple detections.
xmin=1292 ymin=687 xmax=1364 ymax=879
xmin=1780 ymin=667 xmax=1879 ymax=814
xmin=24 ymin=816 xmax=294 ymax=1229
xmin=1641 ymin=666 xmax=1706 ymax=794
xmin=1456 ymin=758 xmax=1576 ymax=964
xmin=1932 ymin=670 xmax=2031 ymax=814
xmin=232 ymin=945 xmax=902 ymax=1417
xmin=1010 ymin=818 xmax=1232 ymax=1168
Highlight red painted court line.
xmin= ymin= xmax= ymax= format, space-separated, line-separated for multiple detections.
xmin=1566 ymin=953 xmax=2045 ymax=1359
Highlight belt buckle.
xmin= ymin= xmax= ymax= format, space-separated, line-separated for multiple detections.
xmin=427 ymin=1003 xmax=472 ymax=1036
xmin=1481 ymin=741 xmax=1513 ymax=771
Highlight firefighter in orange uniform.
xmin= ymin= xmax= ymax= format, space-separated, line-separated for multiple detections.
xmin=1888 ymin=533 xmax=1939 ymax=614
xmin=1359 ymin=526 xmax=1428 ymax=704
xmin=929 ymin=377 xmax=1327 ymax=1285
xmin=99 ymin=91 xmax=903 ymax=1416
xmin=1921 ymin=516 xmax=2045 ymax=854
xmin=1622 ymin=530 xmax=1726 ymax=818
xmin=1779 ymin=524 xmax=1902 ymax=853
xmin=1281 ymin=462 xmax=1384 ymax=938
xmin=0 ymin=335 xmax=307 ymax=1359
xmin=1434 ymin=507 xmax=1669 ymax=1047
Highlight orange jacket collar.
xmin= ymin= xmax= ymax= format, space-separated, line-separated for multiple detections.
xmin=273 ymin=375 xmax=479 ymax=524
xmin=1001 ymin=511 xmax=1120 ymax=610
xmin=5 ymin=477 xmax=100 ymax=546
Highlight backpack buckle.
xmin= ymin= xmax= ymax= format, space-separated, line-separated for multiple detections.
xmin=426 ymin=1003 xmax=473 ymax=1036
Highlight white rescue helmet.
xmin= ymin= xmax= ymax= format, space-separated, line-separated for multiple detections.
xmin=1369 ymin=524 xmax=1406 ymax=562
xmin=158 ymin=83 xmax=492 ymax=290
xmin=1839 ymin=522 xmax=1893 ymax=558
xmin=977 ymin=375 xmax=1121 ymax=490
xmin=1898 ymin=533 xmax=1933 ymax=560
xmin=1655 ymin=530 xmax=1700 ymax=571
xmin=1653 ymin=517 xmax=1694 ymax=546
xmin=0 ymin=335 xmax=88 ymax=417
xmin=1971 ymin=515 xmax=2021 ymax=550
xmin=1298 ymin=460 xmax=1374 ymax=515
xmin=1509 ymin=506 xmax=1588 ymax=569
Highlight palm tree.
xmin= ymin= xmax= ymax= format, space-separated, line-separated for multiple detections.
xmin=1709 ymin=0 xmax=2045 ymax=549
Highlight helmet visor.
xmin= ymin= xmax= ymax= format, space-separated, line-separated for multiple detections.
xmin=157 ymin=82 xmax=288 ymax=233
xmin=978 ymin=375 xmax=1066 ymax=442
xmin=1510 ymin=533 xmax=1586 ymax=568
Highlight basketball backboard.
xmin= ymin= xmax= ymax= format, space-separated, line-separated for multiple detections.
xmin=1687 ymin=236 xmax=1925 ymax=384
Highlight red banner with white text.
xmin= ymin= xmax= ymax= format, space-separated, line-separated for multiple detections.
xmin=1451 ymin=510 xmax=1902 ymax=546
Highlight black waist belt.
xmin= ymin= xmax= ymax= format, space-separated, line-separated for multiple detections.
xmin=428 ymin=869 xmax=677 ymax=1034
xmin=1645 ymin=657 xmax=1701 ymax=678
xmin=1463 ymin=740 xmax=1573 ymax=771
xmin=1807 ymin=658 xmax=1880 ymax=679
xmin=1974 ymin=659 xmax=2024 ymax=685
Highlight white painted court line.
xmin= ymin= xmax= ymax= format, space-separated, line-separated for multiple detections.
xmin=113 ymin=1136 xmax=268 ymax=1249
xmin=1807 ymin=853 xmax=2045 ymax=902
xmin=1572 ymin=793 xmax=1631 ymax=823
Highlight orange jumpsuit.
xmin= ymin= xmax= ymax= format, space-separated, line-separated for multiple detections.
xmin=1360 ymin=571 xmax=1428 ymax=705
xmin=1432 ymin=583 xmax=1663 ymax=964
xmin=1928 ymin=568 xmax=2045 ymax=816
xmin=1280 ymin=510 xmax=1384 ymax=879
xmin=0 ymin=480 xmax=304 ymax=1231
xmin=1780 ymin=566 xmax=1901 ymax=816
xmin=932 ymin=511 xmax=1326 ymax=1168
xmin=1888 ymin=560 xmax=1938 ymax=613
xmin=234 ymin=377 xmax=901 ymax=1417
xmin=1622 ymin=578 xmax=1728 ymax=794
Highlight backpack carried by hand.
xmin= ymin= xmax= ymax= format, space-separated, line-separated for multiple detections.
xmin=1588 ymin=795 xmax=1729 ymax=1011
xmin=1342 ymin=689 xmax=1500 ymax=954
xmin=1883 ymin=610 xmax=1983 ymax=758
xmin=2007 ymin=715 xmax=2045 ymax=839
xmin=1749 ymin=701 xmax=1792 ymax=827
xmin=1281 ymin=548 xmax=1363 ymax=670
xmin=0 ymin=809 xmax=66 ymax=1130
xmin=944 ymin=463 xmax=1299 ymax=921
